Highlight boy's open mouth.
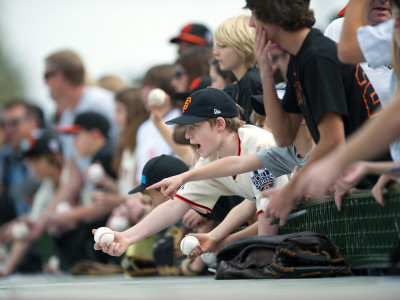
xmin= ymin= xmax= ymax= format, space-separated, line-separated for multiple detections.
xmin=195 ymin=144 xmax=200 ymax=150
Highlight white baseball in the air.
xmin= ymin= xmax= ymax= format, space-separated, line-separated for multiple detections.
xmin=87 ymin=163 xmax=104 ymax=183
xmin=12 ymin=222 xmax=29 ymax=239
xmin=109 ymin=216 xmax=129 ymax=231
xmin=201 ymin=252 xmax=217 ymax=265
xmin=180 ymin=236 xmax=200 ymax=255
xmin=94 ymin=227 xmax=114 ymax=246
xmin=148 ymin=88 xmax=166 ymax=107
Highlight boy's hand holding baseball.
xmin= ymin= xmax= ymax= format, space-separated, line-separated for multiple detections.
xmin=92 ymin=229 xmax=131 ymax=257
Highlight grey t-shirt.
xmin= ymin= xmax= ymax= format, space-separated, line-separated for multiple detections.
xmin=256 ymin=144 xmax=309 ymax=178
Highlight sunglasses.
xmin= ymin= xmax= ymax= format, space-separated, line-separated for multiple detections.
xmin=173 ymin=69 xmax=186 ymax=79
xmin=44 ymin=70 xmax=58 ymax=81
xmin=3 ymin=117 xmax=23 ymax=127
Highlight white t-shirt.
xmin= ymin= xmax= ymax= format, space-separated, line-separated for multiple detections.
xmin=324 ymin=18 xmax=393 ymax=105
xmin=357 ymin=19 xmax=400 ymax=162
xmin=118 ymin=148 xmax=137 ymax=195
xmin=175 ymin=125 xmax=289 ymax=214
xmin=135 ymin=108 xmax=181 ymax=184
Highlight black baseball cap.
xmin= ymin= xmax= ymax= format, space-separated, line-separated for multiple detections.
xmin=166 ymin=88 xmax=237 ymax=125
xmin=57 ymin=112 xmax=110 ymax=138
xmin=22 ymin=129 xmax=62 ymax=157
xmin=173 ymin=76 xmax=212 ymax=101
xmin=170 ymin=23 xmax=213 ymax=47
xmin=128 ymin=155 xmax=189 ymax=194
xmin=250 ymin=82 xmax=286 ymax=116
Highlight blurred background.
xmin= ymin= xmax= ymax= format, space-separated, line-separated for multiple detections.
xmin=0 ymin=0 xmax=347 ymax=120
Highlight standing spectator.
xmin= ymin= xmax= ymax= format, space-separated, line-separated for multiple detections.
xmin=32 ymin=49 xmax=116 ymax=241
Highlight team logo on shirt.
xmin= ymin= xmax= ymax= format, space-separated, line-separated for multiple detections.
xmin=251 ymin=169 xmax=275 ymax=191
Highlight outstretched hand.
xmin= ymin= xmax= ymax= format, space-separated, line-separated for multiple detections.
xmin=146 ymin=174 xmax=184 ymax=199
xmin=186 ymin=233 xmax=217 ymax=259
xmin=93 ymin=229 xmax=131 ymax=257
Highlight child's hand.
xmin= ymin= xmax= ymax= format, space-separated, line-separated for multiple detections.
xmin=92 ymin=229 xmax=130 ymax=257
xmin=146 ymin=174 xmax=184 ymax=199
xmin=186 ymin=233 xmax=217 ymax=259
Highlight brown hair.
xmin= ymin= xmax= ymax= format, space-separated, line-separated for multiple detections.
xmin=207 ymin=104 xmax=245 ymax=132
xmin=45 ymin=50 xmax=85 ymax=86
xmin=245 ymin=0 xmax=315 ymax=31
xmin=112 ymin=87 xmax=149 ymax=171
xmin=175 ymin=46 xmax=211 ymax=88
xmin=142 ymin=64 xmax=175 ymax=97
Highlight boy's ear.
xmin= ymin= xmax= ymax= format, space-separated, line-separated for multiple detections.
xmin=216 ymin=117 xmax=226 ymax=131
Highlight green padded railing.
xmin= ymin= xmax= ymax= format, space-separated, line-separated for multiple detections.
xmin=278 ymin=184 xmax=400 ymax=268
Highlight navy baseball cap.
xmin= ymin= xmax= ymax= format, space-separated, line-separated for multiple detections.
xmin=250 ymin=82 xmax=286 ymax=116
xmin=170 ymin=23 xmax=213 ymax=47
xmin=128 ymin=155 xmax=189 ymax=194
xmin=166 ymin=88 xmax=238 ymax=125
xmin=57 ymin=112 xmax=110 ymax=138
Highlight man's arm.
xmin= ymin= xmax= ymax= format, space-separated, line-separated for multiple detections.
xmin=263 ymin=111 xmax=346 ymax=225
xmin=95 ymin=198 xmax=191 ymax=256
xmin=298 ymin=91 xmax=400 ymax=200
xmin=147 ymin=154 xmax=263 ymax=198
xmin=187 ymin=200 xmax=257 ymax=256
xmin=254 ymin=27 xmax=303 ymax=146
xmin=338 ymin=0 xmax=368 ymax=63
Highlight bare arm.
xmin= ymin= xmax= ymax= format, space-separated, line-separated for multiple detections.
xmin=95 ymin=198 xmax=191 ymax=256
xmin=254 ymin=27 xmax=303 ymax=146
xmin=263 ymin=111 xmax=346 ymax=225
xmin=298 ymin=91 xmax=400 ymax=199
xmin=147 ymin=154 xmax=262 ymax=198
xmin=338 ymin=0 xmax=368 ymax=63
xmin=187 ymin=200 xmax=257 ymax=256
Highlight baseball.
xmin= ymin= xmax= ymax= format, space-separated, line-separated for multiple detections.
xmin=109 ymin=216 xmax=129 ymax=231
xmin=55 ymin=202 xmax=71 ymax=213
xmin=94 ymin=227 xmax=114 ymax=246
xmin=87 ymin=163 xmax=104 ymax=183
xmin=180 ymin=236 xmax=200 ymax=255
xmin=148 ymin=88 xmax=166 ymax=107
xmin=201 ymin=252 xmax=217 ymax=265
xmin=12 ymin=222 xmax=29 ymax=239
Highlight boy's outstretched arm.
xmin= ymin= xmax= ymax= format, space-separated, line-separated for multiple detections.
xmin=94 ymin=198 xmax=191 ymax=256
xmin=147 ymin=154 xmax=262 ymax=198
xmin=187 ymin=200 xmax=257 ymax=258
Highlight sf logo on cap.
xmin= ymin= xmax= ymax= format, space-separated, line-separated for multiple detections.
xmin=183 ymin=97 xmax=191 ymax=113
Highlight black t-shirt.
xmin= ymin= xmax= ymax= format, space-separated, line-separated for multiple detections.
xmin=230 ymin=67 xmax=263 ymax=124
xmin=282 ymin=28 xmax=381 ymax=143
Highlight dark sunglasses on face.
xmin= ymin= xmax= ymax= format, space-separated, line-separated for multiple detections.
xmin=173 ymin=69 xmax=186 ymax=79
xmin=3 ymin=117 xmax=23 ymax=128
xmin=44 ymin=70 xmax=58 ymax=81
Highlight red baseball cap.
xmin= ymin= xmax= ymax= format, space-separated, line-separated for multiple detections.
xmin=170 ymin=23 xmax=213 ymax=47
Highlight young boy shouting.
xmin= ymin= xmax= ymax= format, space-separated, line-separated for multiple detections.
xmin=94 ymin=88 xmax=288 ymax=257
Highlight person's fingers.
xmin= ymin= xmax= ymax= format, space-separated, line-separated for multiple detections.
xmin=334 ymin=191 xmax=343 ymax=211
xmin=94 ymin=242 xmax=101 ymax=251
